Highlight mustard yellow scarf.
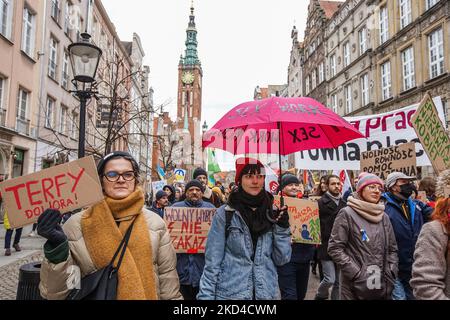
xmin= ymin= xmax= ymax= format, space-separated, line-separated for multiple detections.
xmin=81 ymin=187 xmax=158 ymax=300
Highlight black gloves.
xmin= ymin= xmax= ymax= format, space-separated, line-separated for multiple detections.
xmin=37 ymin=209 xmax=67 ymax=247
xmin=268 ymin=207 xmax=290 ymax=229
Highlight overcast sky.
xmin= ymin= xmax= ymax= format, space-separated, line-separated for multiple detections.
xmin=101 ymin=0 xmax=337 ymax=170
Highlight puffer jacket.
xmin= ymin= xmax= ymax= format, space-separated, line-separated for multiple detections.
xmin=197 ymin=205 xmax=292 ymax=300
xmin=39 ymin=208 xmax=183 ymax=300
xmin=328 ymin=206 xmax=398 ymax=300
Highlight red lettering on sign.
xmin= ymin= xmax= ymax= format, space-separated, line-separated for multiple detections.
xmin=68 ymin=168 xmax=85 ymax=193
xmin=54 ymin=174 xmax=67 ymax=197
xmin=4 ymin=184 xmax=26 ymax=210
xmin=42 ymin=178 xmax=55 ymax=202
xmin=26 ymin=180 xmax=42 ymax=206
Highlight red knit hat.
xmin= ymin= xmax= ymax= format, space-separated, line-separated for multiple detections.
xmin=235 ymin=157 xmax=264 ymax=185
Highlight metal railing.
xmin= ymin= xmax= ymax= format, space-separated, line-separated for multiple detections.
xmin=16 ymin=118 xmax=30 ymax=135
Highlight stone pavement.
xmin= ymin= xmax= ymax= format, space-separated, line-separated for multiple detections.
xmin=0 ymin=224 xmax=45 ymax=300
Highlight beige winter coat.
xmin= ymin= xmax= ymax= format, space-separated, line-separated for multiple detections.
xmin=410 ymin=220 xmax=450 ymax=300
xmin=39 ymin=209 xmax=183 ymax=300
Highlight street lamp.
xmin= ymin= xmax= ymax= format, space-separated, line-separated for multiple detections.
xmin=68 ymin=33 xmax=102 ymax=158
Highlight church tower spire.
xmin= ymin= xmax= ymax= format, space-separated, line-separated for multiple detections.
xmin=180 ymin=1 xmax=201 ymax=67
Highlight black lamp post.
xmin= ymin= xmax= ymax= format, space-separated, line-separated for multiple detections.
xmin=68 ymin=33 xmax=102 ymax=158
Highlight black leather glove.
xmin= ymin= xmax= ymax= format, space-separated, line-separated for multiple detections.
xmin=37 ymin=209 xmax=67 ymax=247
xmin=268 ymin=207 xmax=290 ymax=229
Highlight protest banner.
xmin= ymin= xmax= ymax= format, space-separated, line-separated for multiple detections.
xmin=174 ymin=169 xmax=187 ymax=182
xmin=0 ymin=156 xmax=103 ymax=229
xmin=411 ymin=93 xmax=450 ymax=174
xmin=164 ymin=207 xmax=217 ymax=253
xmin=152 ymin=180 xmax=166 ymax=200
xmin=274 ymin=196 xmax=321 ymax=245
xmin=360 ymin=142 xmax=417 ymax=180
xmin=295 ymin=97 xmax=445 ymax=170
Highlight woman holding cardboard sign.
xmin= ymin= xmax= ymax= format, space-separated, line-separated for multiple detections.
xmin=37 ymin=151 xmax=182 ymax=300
xmin=197 ymin=157 xmax=291 ymax=300
xmin=328 ymin=173 xmax=398 ymax=300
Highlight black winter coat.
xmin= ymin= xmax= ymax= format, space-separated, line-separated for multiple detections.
xmin=317 ymin=193 xmax=346 ymax=260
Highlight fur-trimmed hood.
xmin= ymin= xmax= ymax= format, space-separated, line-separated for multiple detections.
xmin=436 ymin=169 xmax=450 ymax=199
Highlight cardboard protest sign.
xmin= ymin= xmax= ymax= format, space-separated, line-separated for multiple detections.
xmin=360 ymin=142 xmax=417 ymax=180
xmin=274 ymin=196 xmax=321 ymax=245
xmin=0 ymin=156 xmax=103 ymax=229
xmin=411 ymin=93 xmax=450 ymax=174
xmin=174 ymin=169 xmax=186 ymax=182
xmin=164 ymin=207 xmax=217 ymax=253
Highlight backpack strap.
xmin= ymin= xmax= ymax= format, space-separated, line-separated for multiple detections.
xmin=225 ymin=207 xmax=235 ymax=240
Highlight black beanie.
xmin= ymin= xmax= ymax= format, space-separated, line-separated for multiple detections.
xmin=280 ymin=174 xmax=300 ymax=191
xmin=185 ymin=179 xmax=205 ymax=193
xmin=193 ymin=167 xmax=208 ymax=180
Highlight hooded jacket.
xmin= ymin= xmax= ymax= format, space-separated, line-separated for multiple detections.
xmin=382 ymin=192 xmax=433 ymax=280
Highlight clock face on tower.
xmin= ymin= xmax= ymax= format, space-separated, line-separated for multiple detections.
xmin=182 ymin=71 xmax=195 ymax=85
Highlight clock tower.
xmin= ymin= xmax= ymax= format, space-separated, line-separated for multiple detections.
xmin=176 ymin=2 xmax=203 ymax=171
xmin=177 ymin=2 xmax=203 ymax=146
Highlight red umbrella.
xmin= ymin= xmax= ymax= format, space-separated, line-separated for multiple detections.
xmin=202 ymin=96 xmax=365 ymax=205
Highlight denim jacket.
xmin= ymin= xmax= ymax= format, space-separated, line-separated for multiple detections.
xmin=197 ymin=205 xmax=292 ymax=300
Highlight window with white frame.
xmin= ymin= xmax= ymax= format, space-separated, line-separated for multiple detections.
xmin=361 ymin=74 xmax=369 ymax=107
xmin=399 ymin=0 xmax=412 ymax=29
xmin=428 ymin=28 xmax=444 ymax=79
xmin=51 ymin=0 xmax=60 ymax=23
xmin=381 ymin=61 xmax=392 ymax=101
xmin=0 ymin=77 xmax=4 ymax=110
xmin=402 ymin=46 xmax=415 ymax=91
xmin=59 ymin=105 xmax=68 ymax=134
xmin=62 ymin=51 xmax=69 ymax=89
xmin=64 ymin=1 xmax=70 ymax=34
xmin=359 ymin=27 xmax=367 ymax=55
xmin=16 ymin=88 xmax=28 ymax=124
xmin=70 ymin=111 xmax=78 ymax=139
xmin=22 ymin=7 xmax=36 ymax=57
xmin=345 ymin=85 xmax=353 ymax=114
xmin=0 ymin=0 xmax=13 ymax=39
xmin=319 ymin=62 xmax=324 ymax=83
xmin=48 ymin=37 xmax=58 ymax=79
xmin=312 ymin=69 xmax=316 ymax=89
xmin=305 ymin=75 xmax=310 ymax=94
xmin=343 ymin=42 xmax=350 ymax=67
xmin=331 ymin=94 xmax=337 ymax=114
xmin=426 ymin=0 xmax=438 ymax=10
xmin=45 ymin=97 xmax=55 ymax=128
xmin=379 ymin=6 xmax=389 ymax=44
xmin=330 ymin=54 xmax=336 ymax=77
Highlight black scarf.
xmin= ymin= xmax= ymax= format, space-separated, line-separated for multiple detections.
xmin=228 ymin=186 xmax=273 ymax=251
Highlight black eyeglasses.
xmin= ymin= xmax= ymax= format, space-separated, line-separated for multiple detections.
xmin=103 ymin=171 xmax=136 ymax=182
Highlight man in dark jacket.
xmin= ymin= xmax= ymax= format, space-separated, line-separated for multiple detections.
xmin=148 ymin=190 xmax=169 ymax=218
xmin=382 ymin=172 xmax=433 ymax=300
xmin=193 ymin=167 xmax=221 ymax=208
xmin=315 ymin=175 xmax=346 ymax=300
xmin=277 ymin=174 xmax=315 ymax=300
xmin=171 ymin=179 xmax=216 ymax=300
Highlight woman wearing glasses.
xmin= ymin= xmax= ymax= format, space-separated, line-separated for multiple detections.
xmin=328 ymin=173 xmax=398 ymax=300
xmin=37 ymin=151 xmax=182 ymax=300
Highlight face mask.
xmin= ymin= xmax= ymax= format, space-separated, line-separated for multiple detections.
xmin=399 ymin=183 xmax=415 ymax=198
